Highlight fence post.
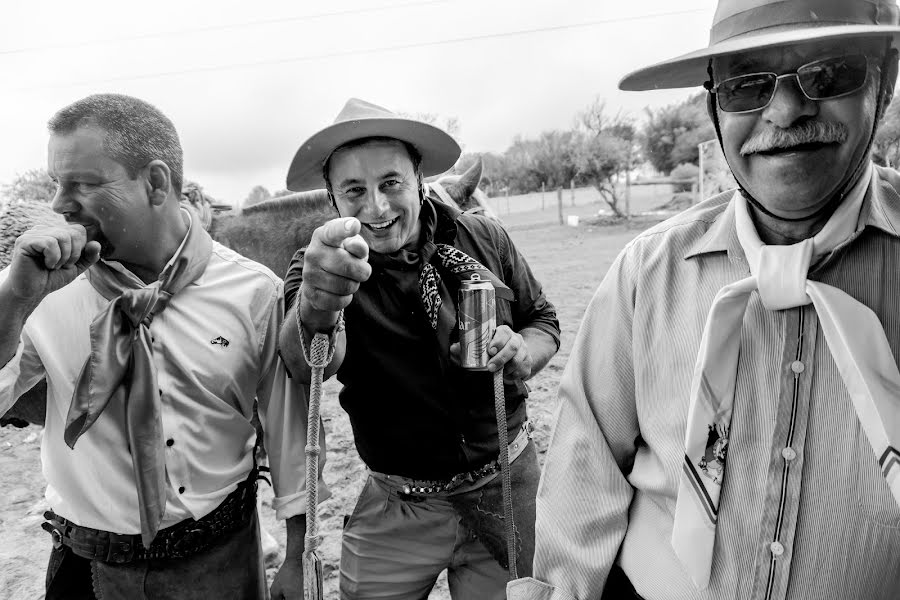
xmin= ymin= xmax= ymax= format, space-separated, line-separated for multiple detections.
xmin=570 ymin=179 xmax=575 ymax=206
xmin=625 ymin=171 xmax=632 ymax=221
xmin=557 ymin=188 xmax=563 ymax=225
xmin=698 ymin=141 xmax=706 ymax=205
xmin=541 ymin=182 xmax=546 ymax=210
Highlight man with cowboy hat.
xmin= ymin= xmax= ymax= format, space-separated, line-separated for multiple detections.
xmin=274 ymin=98 xmax=560 ymax=599
xmin=509 ymin=1 xmax=900 ymax=599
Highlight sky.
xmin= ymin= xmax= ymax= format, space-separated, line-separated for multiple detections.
xmin=0 ymin=0 xmax=717 ymax=205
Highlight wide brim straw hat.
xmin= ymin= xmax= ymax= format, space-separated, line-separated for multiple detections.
xmin=287 ymin=98 xmax=461 ymax=192
xmin=619 ymin=0 xmax=900 ymax=91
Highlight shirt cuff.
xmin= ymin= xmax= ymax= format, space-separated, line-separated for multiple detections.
xmin=273 ymin=479 xmax=332 ymax=520
xmin=506 ymin=577 xmax=578 ymax=600
xmin=0 ymin=339 xmax=26 ymax=409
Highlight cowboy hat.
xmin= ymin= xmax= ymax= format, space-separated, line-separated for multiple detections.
xmin=619 ymin=0 xmax=900 ymax=91
xmin=286 ymin=98 xmax=461 ymax=192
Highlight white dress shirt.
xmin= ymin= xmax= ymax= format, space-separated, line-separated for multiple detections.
xmin=0 ymin=240 xmax=328 ymax=534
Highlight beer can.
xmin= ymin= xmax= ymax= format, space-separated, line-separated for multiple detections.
xmin=458 ymin=279 xmax=496 ymax=370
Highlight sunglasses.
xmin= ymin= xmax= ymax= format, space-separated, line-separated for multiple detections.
xmin=709 ymin=54 xmax=871 ymax=113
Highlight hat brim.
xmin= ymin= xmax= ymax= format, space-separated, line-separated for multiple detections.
xmin=619 ymin=25 xmax=900 ymax=91
xmin=286 ymin=118 xmax=461 ymax=192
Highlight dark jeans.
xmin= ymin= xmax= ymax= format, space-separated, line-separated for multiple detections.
xmin=46 ymin=510 xmax=266 ymax=600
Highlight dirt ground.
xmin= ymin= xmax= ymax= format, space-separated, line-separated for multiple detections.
xmin=0 ymin=202 xmax=656 ymax=600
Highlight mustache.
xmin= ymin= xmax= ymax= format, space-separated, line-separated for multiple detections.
xmin=740 ymin=121 xmax=848 ymax=156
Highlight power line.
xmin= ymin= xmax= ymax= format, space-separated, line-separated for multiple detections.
xmin=10 ymin=8 xmax=708 ymax=92
xmin=0 ymin=0 xmax=448 ymax=56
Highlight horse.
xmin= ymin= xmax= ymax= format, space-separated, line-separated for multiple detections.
xmin=1 ymin=158 xmax=493 ymax=427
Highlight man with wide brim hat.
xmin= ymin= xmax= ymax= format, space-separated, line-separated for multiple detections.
xmin=510 ymin=1 xmax=900 ymax=599
xmin=286 ymin=97 xmax=462 ymax=192
xmin=274 ymin=99 xmax=560 ymax=599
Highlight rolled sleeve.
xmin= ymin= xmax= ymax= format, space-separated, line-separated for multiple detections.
xmin=259 ymin=361 xmax=331 ymax=520
xmin=0 ymin=339 xmax=26 ymax=415
xmin=255 ymin=284 xmax=330 ymax=520
xmin=0 ymin=329 xmax=45 ymax=417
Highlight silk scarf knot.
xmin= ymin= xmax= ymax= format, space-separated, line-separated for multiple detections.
xmin=672 ymin=165 xmax=900 ymax=589
xmin=64 ymin=210 xmax=212 ymax=548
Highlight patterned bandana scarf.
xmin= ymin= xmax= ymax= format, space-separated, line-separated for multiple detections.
xmin=419 ymin=243 xmax=513 ymax=330
xmin=368 ymin=199 xmax=513 ymax=334
xmin=65 ymin=210 xmax=213 ymax=548
xmin=671 ymin=166 xmax=900 ymax=588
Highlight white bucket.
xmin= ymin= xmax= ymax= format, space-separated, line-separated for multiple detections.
xmin=566 ymin=215 xmax=580 ymax=227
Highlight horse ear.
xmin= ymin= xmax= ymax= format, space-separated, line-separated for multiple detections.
xmin=457 ymin=157 xmax=483 ymax=198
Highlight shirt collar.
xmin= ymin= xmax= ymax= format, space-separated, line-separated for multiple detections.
xmin=683 ymin=192 xmax=742 ymax=261
xmin=683 ymin=163 xmax=900 ymax=261
xmin=859 ymin=165 xmax=900 ymax=240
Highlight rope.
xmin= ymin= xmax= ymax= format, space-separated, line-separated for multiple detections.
xmin=304 ymin=333 xmax=330 ymax=554
xmin=297 ymin=301 xmax=341 ymax=600
xmin=494 ymin=369 xmax=518 ymax=580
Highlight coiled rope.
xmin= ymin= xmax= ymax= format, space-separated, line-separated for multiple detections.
xmin=298 ymin=304 xmax=339 ymax=600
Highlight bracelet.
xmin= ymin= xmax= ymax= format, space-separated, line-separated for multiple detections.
xmin=295 ymin=291 xmax=344 ymax=369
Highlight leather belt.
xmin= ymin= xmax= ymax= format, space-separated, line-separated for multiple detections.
xmin=41 ymin=469 xmax=258 ymax=564
xmin=394 ymin=421 xmax=534 ymax=496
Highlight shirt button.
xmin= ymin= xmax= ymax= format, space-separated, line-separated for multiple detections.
xmin=781 ymin=447 xmax=796 ymax=461
xmin=790 ymin=360 xmax=805 ymax=374
xmin=770 ymin=541 xmax=784 ymax=557
xmin=166 ymin=438 xmax=174 ymax=447
xmin=178 ymin=486 xmax=185 ymax=494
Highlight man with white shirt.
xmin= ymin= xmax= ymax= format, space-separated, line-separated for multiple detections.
xmin=510 ymin=1 xmax=900 ymax=599
xmin=0 ymin=93 xmax=321 ymax=599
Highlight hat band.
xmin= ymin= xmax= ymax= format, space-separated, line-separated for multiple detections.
xmin=711 ymin=0 xmax=899 ymax=44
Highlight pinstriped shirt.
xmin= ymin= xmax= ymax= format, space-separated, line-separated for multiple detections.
xmin=509 ymin=164 xmax=900 ymax=600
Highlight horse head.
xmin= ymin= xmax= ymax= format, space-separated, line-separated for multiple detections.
xmin=428 ymin=158 xmax=500 ymax=223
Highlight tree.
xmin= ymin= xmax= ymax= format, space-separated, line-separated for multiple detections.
xmin=1 ymin=169 xmax=57 ymax=205
xmin=575 ymin=100 xmax=636 ymax=217
xmin=641 ymin=92 xmax=715 ymax=174
xmin=399 ymin=112 xmax=463 ymax=147
xmin=243 ymin=185 xmax=271 ymax=208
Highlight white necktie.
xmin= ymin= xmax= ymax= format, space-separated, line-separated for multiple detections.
xmin=671 ymin=169 xmax=900 ymax=588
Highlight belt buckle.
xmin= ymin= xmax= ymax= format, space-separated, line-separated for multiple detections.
xmin=171 ymin=526 xmax=207 ymax=557
xmin=106 ymin=538 xmax=135 ymax=564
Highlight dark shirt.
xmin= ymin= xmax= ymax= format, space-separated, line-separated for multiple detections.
xmin=284 ymin=199 xmax=560 ymax=479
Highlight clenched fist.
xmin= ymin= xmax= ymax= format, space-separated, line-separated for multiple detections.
xmin=299 ymin=217 xmax=372 ymax=331
xmin=5 ymin=224 xmax=101 ymax=303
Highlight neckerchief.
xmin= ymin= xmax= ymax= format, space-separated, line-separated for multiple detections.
xmin=672 ymin=165 xmax=900 ymax=588
xmin=368 ymin=199 xmax=513 ymax=334
xmin=65 ymin=209 xmax=213 ymax=548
